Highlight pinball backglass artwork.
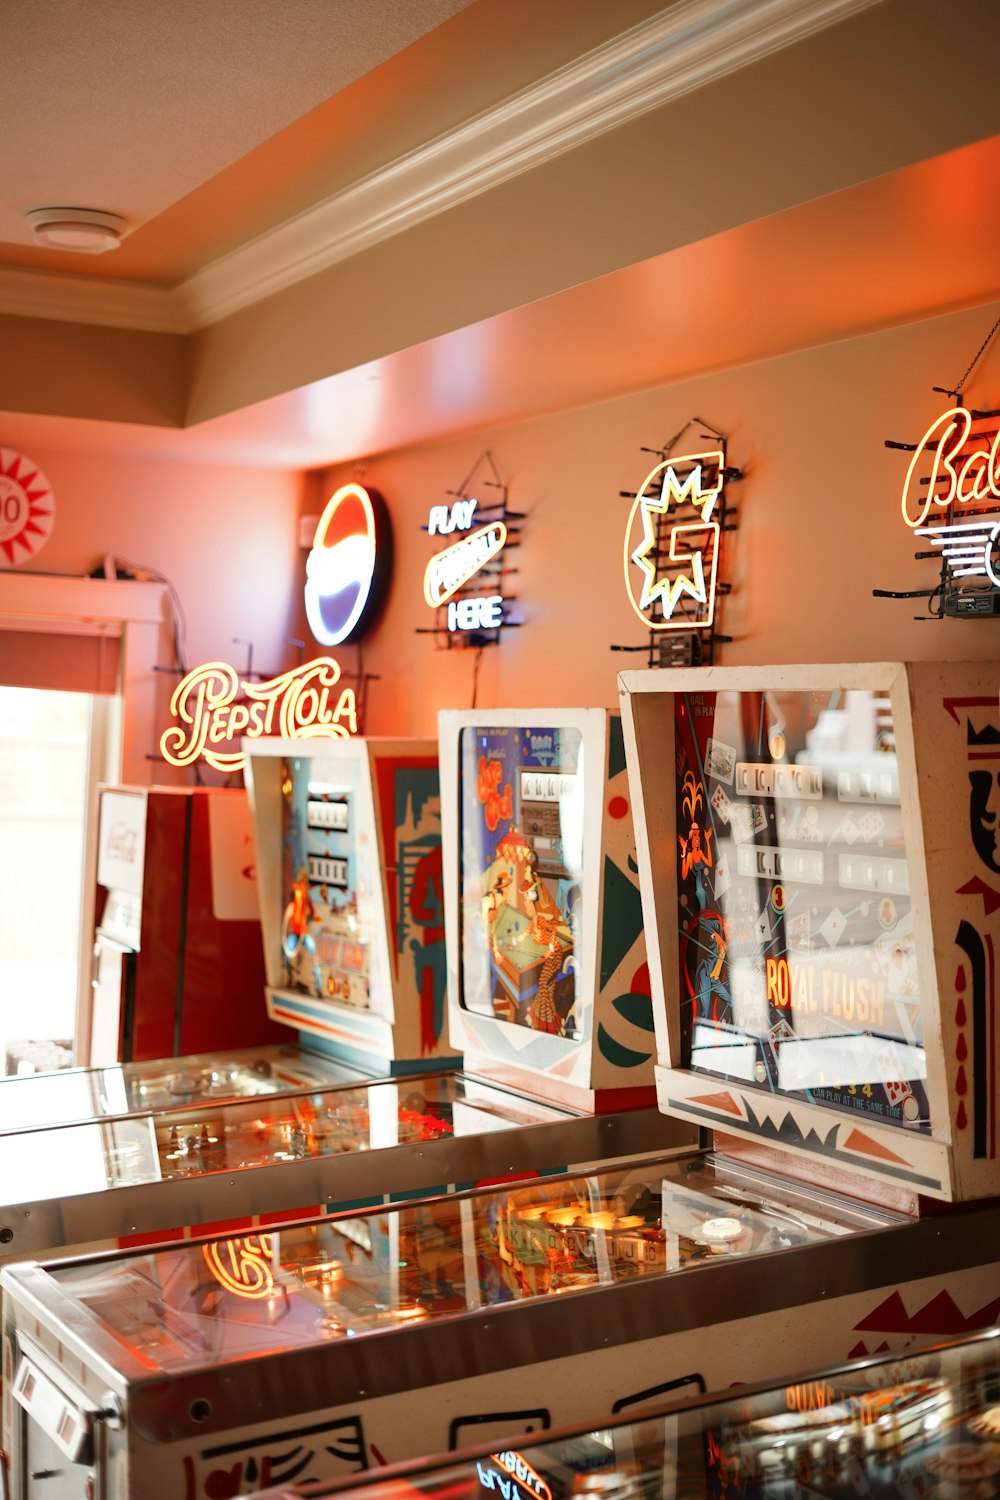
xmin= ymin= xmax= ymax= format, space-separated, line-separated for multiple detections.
xmin=245 ymin=738 xmax=457 ymax=1071
xmin=459 ymin=725 xmax=585 ymax=1041
xmin=672 ymin=684 xmax=929 ymax=1133
xmin=620 ymin=662 xmax=1000 ymax=1202
xmin=441 ymin=709 xmax=664 ymax=1112
xmin=281 ymin=756 xmax=376 ymax=1011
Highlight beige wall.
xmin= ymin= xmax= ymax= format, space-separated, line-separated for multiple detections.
xmin=301 ymin=298 xmax=1000 ymax=738
xmin=0 ymin=444 xmax=306 ymax=782
xmin=3 ymin=295 xmax=998 ymax=769
xmin=187 ymin=0 xmax=1000 ymax=424
xmin=3 ymin=446 xmax=304 ymax=669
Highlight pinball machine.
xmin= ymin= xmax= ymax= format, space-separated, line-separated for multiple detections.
xmin=0 ymin=732 xmax=680 ymax=1266
xmin=1 ymin=1144 xmax=997 ymax=1497
xmin=244 ymin=1324 xmax=1000 ymax=1500
xmin=3 ymin=672 xmax=998 ymax=1497
xmin=437 ymin=710 xmax=661 ymax=1114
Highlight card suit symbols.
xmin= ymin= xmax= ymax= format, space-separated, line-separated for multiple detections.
xmin=820 ymin=907 xmax=847 ymax=947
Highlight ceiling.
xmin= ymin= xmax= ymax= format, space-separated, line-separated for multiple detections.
xmin=3 ymin=0 xmax=1000 ymax=468
xmin=2 ymin=0 xmax=478 ymax=274
xmin=1 ymin=0 xmax=662 ymax=284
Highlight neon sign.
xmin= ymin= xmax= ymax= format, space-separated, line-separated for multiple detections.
xmin=624 ymin=451 xmax=724 ymax=630
xmin=159 ymin=657 xmax=358 ymax=773
xmin=420 ymin=455 xmax=519 ymax=645
xmin=900 ymin=406 xmax=1000 ymax=529
xmin=422 ymin=494 xmax=509 ymax=633
xmin=423 ymin=518 xmax=508 ymax=608
xmin=305 ymin=483 xmax=392 ymax=646
xmin=203 ymin=1233 xmax=276 ymax=1300
xmin=898 ymin=404 xmax=1000 ymax=590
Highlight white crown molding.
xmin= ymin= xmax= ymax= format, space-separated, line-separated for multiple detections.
xmin=0 ymin=0 xmax=880 ymax=337
xmin=0 ymin=265 xmax=183 ymax=334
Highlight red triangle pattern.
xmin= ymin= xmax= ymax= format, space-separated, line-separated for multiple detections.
xmin=688 ymin=1090 xmax=743 ymax=1117
xmin=855 ymin=1288 xmax=1000 ymax=1336
xmin=842 ymin=1128 xmax=910 ymax=1165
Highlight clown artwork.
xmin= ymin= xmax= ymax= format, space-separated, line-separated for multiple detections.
xmin=461 ymin=726 xmax=584 ymax=1041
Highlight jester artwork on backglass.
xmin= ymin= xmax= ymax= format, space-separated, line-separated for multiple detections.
xmin=674 ymin=688 xmax=931 ymax=1132
xmin=280 ymin=756 xmax=374 ymax=1010
xmin=459 ymin=727 xmax=584 ymax=1040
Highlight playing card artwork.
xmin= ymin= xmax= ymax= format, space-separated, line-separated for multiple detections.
xmin=674 ymin=687 xmax=930 ymax=1133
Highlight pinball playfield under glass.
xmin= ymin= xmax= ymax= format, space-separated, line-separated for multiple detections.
xmin=0 ymin=1045 xmax=354 ymax=1132
xmin=41 ymin=1151 xmax=883 ymax=1373
xmin=0 ymin=1072 xmax=566 ymax=1210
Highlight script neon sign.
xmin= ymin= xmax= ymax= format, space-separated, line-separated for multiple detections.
xmin=901 ymin=405 xmax=1000 ymax=529
xmin=203 ymin=1234 xmax=276 ymax=1300
xmin=423 ymin=522 xmax=508 ymax=607
xmin=160 ymin=657 xmax=358 ymax=773
xmin=624 ymin=451 xmax=724 ymax=630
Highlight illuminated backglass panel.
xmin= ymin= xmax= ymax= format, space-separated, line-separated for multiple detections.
xmin=459 ymin=726 xmax=585 ymax=1041
xmin=673 ymin=687 xmax=929 ymax=1133
xmin=281 ymin=758 xmax=373 ymax=1009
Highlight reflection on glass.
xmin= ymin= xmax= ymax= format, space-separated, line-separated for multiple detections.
xmin=459 ymin=727 xmax=584 ymax=1040
xmin=674 ymin=687 xmax=929 ymax=1132
xmin=0 ymin=1046 xmax=352 ymax=1132
xmin=243 ymin=1330 xmax=1000 ymax=1499
xmin=0 ymin=1074 xmax=565 ymax=1207
xmin=49 ymin=1154 xmax=883 ymax=1372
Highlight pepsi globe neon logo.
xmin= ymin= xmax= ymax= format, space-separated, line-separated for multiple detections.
xmin=305 ymin=483 xmax=392 ymax=646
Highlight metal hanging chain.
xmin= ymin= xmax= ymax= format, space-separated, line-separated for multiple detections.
xmin=941 ymin=311 xmax=1000 ymax=399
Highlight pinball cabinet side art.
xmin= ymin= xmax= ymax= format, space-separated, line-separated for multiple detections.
xmin=618 ymin=660 xmax=1000 ymax=1205
xmin=238 ymin=1325 xmax=1000 ymax=1500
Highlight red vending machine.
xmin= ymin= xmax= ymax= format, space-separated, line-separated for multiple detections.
xmin=89 ymin=786 xmax=286 ymax=1064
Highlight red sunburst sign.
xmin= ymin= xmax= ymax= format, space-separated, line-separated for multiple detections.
xmin=0 ymin=448 xmax=55 ymax=567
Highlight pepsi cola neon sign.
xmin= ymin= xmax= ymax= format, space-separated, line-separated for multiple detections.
xmin=159 ymin=657 xmax=358 ymax=773
xmin=305 ymin=483 xmax=393 ymax=646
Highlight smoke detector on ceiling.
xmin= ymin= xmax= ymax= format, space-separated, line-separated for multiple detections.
xmin=25 ymin=207 xmax=126 ymax=254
